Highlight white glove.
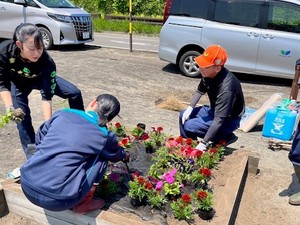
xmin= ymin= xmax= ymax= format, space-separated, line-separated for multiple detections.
xmin=182 ymin=106 xmax=193 ymax=124
xmin=195 ymin=142 xmax=207 ymax=151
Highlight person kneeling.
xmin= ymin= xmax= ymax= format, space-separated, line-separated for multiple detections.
xmin=20 ymin=94 xmax=127 ymax=212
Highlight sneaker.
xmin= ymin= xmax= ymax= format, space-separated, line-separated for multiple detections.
xmin=224 ymin=133 xmax=238 ymax=147
xmin=7 ymin=167 xmax=21 ymax=179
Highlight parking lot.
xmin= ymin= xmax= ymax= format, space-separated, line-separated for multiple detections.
xmin=0 ymin=35 xmax=298 ymax=224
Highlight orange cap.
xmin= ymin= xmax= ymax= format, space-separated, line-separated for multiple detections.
xmin=195 ymin=45 xmax=227 ymax=68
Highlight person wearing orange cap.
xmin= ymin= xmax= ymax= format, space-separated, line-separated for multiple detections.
xmin=179 ymin=45 xmax=245 ymax=150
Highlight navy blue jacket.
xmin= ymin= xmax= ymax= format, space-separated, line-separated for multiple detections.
xmin=20 ymin=109 xmax=125 ymax=200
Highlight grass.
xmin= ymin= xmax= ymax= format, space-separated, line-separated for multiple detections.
xmin=92 ymin=18 xmax=162 ymax=36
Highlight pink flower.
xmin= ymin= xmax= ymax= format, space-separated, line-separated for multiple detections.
xmin=156 ymin=181 xmax=164 ymax=191
xmin=169 ymin=168 xmax=177 ymax=176
xmin=165 ymin=174 xmax=175 ymax=184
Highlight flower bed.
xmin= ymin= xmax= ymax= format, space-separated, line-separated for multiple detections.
xmin=98 ymin=122 xmax=226 ymax=223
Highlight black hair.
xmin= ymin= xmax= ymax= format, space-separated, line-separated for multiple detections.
xmin=13 ymin=23 xmax=44 ymax=49
xmin=96 ymin=94 xmax=121 ymax=126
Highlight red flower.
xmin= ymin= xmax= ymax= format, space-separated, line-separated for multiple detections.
xmin=141 ymin=133 xmax=149 ymax=140
xmin=219 ymin=139 xmax=227 ymax=145
xmin=131 ymin=171 xmax=140 ymax=179
xmin=185 ymin=138 xmax=193 ymax=145
xmin=209 ymin=148 xmax=218 ymax=154
xmin=145 ymin=182 xmax=153 ymax=190
xmin=199 ymin=167 xmax=211 ymax=177
xmin=115 ymin=122 xmax=121 ymax=128
xmin=157 ymin=127 xmax=163 ymax=132
xmin=121 ymin=138 xmax=129 ymax=145
xmin=137 ymin=176 xmax=145 ymax=185
xmin=190 ymin=149 xmax=203 ymax=158
xmin=182 ymin=193 xmax=192 ymax=203
xmin=176 ymin=136 xmax=183 ymax=144
xmin=197 ymin=191 xmax=208 ymax=200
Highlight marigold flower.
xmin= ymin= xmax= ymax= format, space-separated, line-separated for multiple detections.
xmin=182 ymin=193 xmax=192 ymax=203
xmin=141 ymin=133 xmax=149 ymax=140
xmin=199 ymin=167 xmax=211 ymax=177
xmin=209 ymin=148 xmax=218 ymax=154
xmin=137 ymin=176 xmax=145 ymax=185
xmin=197 ymin=191 xmax=208 ymax=200
xmin=121 ymin=138 xmax=129 ymax=145
xmin=176 ymin=136 xmax=183 ymax=144
xmin=185 ymin=138 xmax=193 ymax=145
xmin=145 ymin=182 xmax=153 ymax=190
xmin=131 ymin=171 xmax=140 ymax=179
xmin=157 ymin=126 xmax=163 ymax=132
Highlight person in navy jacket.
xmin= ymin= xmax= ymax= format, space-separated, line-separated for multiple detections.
xmin=20 ymin=94 xmax=127 ymax=211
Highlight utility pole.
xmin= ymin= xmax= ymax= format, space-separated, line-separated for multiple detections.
xmin=129 ymin=0 xmax=133 ymax=52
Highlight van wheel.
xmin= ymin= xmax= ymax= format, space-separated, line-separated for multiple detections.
xmin=39 ymin=27 xmax=53 ymax=50
xmin=179 ymin=50 xmax=201 ymax=78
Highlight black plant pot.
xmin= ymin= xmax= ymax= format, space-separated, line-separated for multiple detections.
xmin=145 ymin=146 xmax=155 ymax=153
xmin=130 ymin=197 xmax=147 ymax=207
xmin=197 ymin=208 xmax=216 ymax=220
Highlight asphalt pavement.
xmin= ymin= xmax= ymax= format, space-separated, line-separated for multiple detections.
xmin=92 ymin=32 xmax=159 ymax=52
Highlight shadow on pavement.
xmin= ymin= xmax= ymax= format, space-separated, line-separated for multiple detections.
xmin=50 ymin=44 xmax=101 ymax=52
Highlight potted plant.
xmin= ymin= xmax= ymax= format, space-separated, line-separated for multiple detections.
xmin=128 ymin=175 xmax=152 ymax=207
xmin=193 ymin=189 xmax=215 ymax=220
xmin=170 ymin=193 xmax=194 ymax=220
xmin=108 ymin=122 xmax=127 ymax=137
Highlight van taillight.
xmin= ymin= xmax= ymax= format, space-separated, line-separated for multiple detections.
xmin=163 ymin=0 xmax=173 ymax=24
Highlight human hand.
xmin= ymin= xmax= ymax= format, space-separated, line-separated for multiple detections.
xmin=7 ymin=106 xmax=26 ymax=123
xmin=182 ymin=106 xmax=193 ymax=124
xmin=195 ymin=142 xmax=207 ymax=151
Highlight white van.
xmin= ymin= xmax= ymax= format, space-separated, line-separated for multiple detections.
xmin=159 ymin=0 xmax=300 ymax=79
xmin=0 ymin=0 xmax=93 ymax=49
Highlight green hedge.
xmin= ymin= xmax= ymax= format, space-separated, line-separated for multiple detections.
xmin=70 ymin=0 xmax=165 ymax=17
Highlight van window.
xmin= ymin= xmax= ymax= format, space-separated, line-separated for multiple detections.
xmin=267 ymin=1 xmax=300 ymax=33
xmin=170 ymin=0 xmax=209 ymax=19
xmin=213 ymin=0 xmax=261 ymax=28
xmin=35 ymin=0 xmax=76 ymax=8
xmin=26 ymin=0 xmax=39 ymax=7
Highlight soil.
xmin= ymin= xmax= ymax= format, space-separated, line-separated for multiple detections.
xmin=0 ymin=42 xmax=299 ymax=225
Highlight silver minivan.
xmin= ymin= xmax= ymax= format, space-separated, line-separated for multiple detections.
xmin=0 ymin=0 xmax=93 ymax=49
xmin=159 ymin=0 xmax=300 ymax=79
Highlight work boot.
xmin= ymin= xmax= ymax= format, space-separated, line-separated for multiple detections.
xmin=289 ymin=165 xmax=300 ymax=205
xmin=224 ymin=133 xmax=238 ymax=147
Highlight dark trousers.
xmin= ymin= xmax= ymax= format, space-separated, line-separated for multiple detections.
xmin=21 ymin=181 xmax=90 ymax=211
xmin=289 ymin=122 xmax=300 ymax=166
xmin=11 ymin=76 xmax=84 ymax=159
xmin=179 ymin=105 xmax=240 ymax=143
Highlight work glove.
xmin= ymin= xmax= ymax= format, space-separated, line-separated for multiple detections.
xmin=122 ymin=151 xmax=130 ymax=163
xmin=182 ymin=106 xmax=193 ymax=124
xmin=195 ymin=141 xmax=207 ymax=151
xmin=6 ymin=106 xmax=26 ymax=123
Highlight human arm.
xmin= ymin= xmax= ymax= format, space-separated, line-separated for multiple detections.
xmin=182 ymin=90 xmax=202 ymax=124
xmin=42 ymin=100 xmax=52 ymax=121
xmin=100 ymin=131 xmax=126 ymax=162
xmin=0 ymin=90 xmax=13 ymax=110
xmin=39 ymin=53 xmax=56 ymax=120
